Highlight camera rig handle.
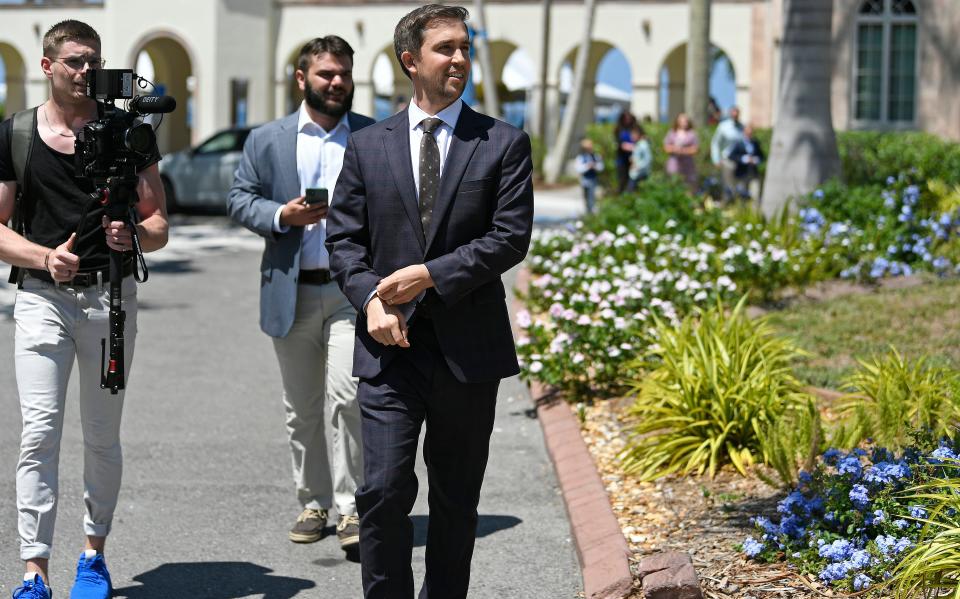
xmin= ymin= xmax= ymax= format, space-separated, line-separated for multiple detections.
xmin=98 ymin=176 xmax=149 ymax=394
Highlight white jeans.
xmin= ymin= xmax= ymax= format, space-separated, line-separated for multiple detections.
xmin=14 ymin=275 xmax=137 ymax=561
xmin=272 ymin=281 xmax=362 ymax=517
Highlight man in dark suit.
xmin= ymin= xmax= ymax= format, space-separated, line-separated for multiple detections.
xmin=727 ymin=123 xmax=765 ymax=201
xmin=325 ymin=5 xmax=534 ymax=598
xmin=227 ymin=36 xmax=374 ymax=553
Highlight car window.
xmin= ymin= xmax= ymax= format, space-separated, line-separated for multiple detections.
xmin=195 ymin=131 xmax=246 ymax=155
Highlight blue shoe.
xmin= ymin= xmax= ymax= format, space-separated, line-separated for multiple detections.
xmin=69 ymin=551 xmax=111 ymax=599
xmin=12 ymin=574 xmax=51 ymax=599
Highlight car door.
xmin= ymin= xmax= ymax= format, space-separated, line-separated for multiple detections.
xmin=187 ymin=130 xmax=245 ymax=208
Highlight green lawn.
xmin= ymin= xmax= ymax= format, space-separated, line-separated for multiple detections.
xmin=763 ymin=277 xmax=960 ymax=390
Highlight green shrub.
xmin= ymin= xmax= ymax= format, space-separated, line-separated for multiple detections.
xmin=837 ymin=348 xmax=960 ymax=451
xmin=619 ymin=296 xmax=813 ymax=480
xmin=839 ymin=131 xmax=960 ymax=188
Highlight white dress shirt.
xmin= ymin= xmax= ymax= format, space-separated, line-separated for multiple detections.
xmin=408 ymin=99 xmax=463 ymax=198
xmin=362 ymin=99 xmax=464 ymax=310
xmin=273 ymin=102 xmax=351 ymax=271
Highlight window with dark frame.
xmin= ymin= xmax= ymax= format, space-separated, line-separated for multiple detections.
xmin=853 ymin=0 xmax=918 ymax=126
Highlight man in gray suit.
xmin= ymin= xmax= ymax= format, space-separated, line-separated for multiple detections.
xmin=227 ymin=35 xmax=374 ymax=553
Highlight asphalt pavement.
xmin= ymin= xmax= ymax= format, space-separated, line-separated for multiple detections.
xmin=0 ymin=189 xmax=585 ymax=599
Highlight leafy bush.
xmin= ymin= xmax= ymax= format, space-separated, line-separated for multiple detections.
xmin=839 ymin=131 xmax=960 ymax=188
xmin=741 ymin=434 xmax=960 ymax=594
xmin=836 ymin=348 xmax=960 ymax=451
xmin=619 ymin=297 xmax=812 ymax=480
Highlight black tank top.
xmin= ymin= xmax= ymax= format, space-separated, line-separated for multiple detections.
xmin=0 ymin=112 xmax=160 ymax=272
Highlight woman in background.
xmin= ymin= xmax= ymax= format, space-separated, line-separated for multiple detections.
xmin=663 ymin=112 xmax=699 ymax=193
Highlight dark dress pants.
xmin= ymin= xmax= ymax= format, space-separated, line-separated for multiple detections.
xmin=356 ymin=316 xmax=499 ymax=599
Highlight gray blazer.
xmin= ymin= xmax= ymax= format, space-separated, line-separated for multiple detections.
xmin=227 ymin=110 xmax=376 ymax=338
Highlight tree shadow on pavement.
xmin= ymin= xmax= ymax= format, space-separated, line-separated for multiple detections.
xmin=112 ymin=562 xmax=316 ymax=598
xmin=411 ymin=514 xmax=522 ymax=547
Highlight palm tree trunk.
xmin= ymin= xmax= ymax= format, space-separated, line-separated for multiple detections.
xmin=473 ymin=0 xmax=501 ymax=119
xmin=761 ymin=0 xmax=841 ymax=217
xmin=543 ymin=0 xmax=596 ymax=184
xmin=535 ymin=0 xmax=552 ymax=140
xmin=685 ymin=0 xmax=711 ymax=126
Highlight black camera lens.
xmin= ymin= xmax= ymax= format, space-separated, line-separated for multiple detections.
xmin=124 ymin=123 xmax=156 ymax=155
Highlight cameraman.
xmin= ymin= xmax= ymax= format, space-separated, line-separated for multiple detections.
xmin=0 ymin=20 xmax=167 ymax=599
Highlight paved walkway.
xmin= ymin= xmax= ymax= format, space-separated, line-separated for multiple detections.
xmin=0 ymin=216 xmax=582 ymax=598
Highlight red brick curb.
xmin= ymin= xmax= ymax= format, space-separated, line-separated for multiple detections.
xmin=530 ymin=381 xmax=635 ymax=599
xmin=513 ymin=267 xmax=633 ymax=599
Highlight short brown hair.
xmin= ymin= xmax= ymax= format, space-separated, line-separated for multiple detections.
xmin=393 ymin=4 xmax=469 ymax=79
xmin=297 ymin=35 xmax=354 ymax=72
xmin=42 ymin=20 xmax=100 ymax=57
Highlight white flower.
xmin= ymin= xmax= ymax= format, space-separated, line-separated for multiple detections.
xmin=608 ymin=348 xmax=621 ymax=358
xmin=529 ymin=361 xmax=543 ymax=373
xmin=516 ymin=310 xmax=532 ymax=328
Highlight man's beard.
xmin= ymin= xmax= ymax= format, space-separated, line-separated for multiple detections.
xmin=426 ymin=70 xmax=464 ymax=103
xmin=304 ymin=82 xmax=353 ymax=119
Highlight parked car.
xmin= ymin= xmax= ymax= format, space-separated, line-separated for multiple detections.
xmin=159 ymin=126 xmax=254 ymax=212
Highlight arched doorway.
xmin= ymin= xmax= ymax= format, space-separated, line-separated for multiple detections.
xmin=658 ymin=43 xmax=737 ymax=123
xmin=370 ymin=44 xmax=411 ymax=121
xmin=130 ymin=34 xmax=194 ymax=154
xmin=0 ymin=43 xmax=28 ymax=119
xmin=500 ymin=46 xmax=535 ymax=130
xmin=557 ymin=41 xmax=632 ymax=125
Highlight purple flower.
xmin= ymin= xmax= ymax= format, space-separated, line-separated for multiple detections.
xmin=838 ymin=455 xmax=863 ymax=479
xmin=742 ymin=537 xmax=765 ymax=558
xmin=853 ymin=573 xmax=873 ymax=591
xmin=818 ymin=539 xmax=854 ymax=562
xmin=849 ymin=485 xmax=870 ymax=509
xmin=819 ymin=562 xmax=850 ymax=582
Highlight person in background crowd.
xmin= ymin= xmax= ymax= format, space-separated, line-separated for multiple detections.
xmin=664 ymin=112 xmax=699 ymax=193
xmin=727 ymin=123 xmax=764 ymax=202
xmin=574 ymin=138 xmax=603 ymax=214
xmin=613 ymin=110 xmax=636 ymax=194
xmin=627 ymin=124 xmax=651 ymax=192
xmin=707 ymin=97 xmax=722 ymax=126
xmin=710 ymin=105 xmax=744 ymax=201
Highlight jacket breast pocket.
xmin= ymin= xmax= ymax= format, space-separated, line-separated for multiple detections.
xmin=458 ymin=176 xmax=494 ymax=194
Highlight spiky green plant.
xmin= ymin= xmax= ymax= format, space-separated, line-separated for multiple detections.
xmin=757 ymin=396 xmax=826 ymax=488
xmin=891 ymin=466 xmax=960 ymax=599
xmin=620 ymin=296 xmax=813 ymax=480
xmin=837 ymin=348 xmax=960 ymax=451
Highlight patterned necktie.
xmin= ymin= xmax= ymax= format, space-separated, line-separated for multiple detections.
xmin=418 ymin=117 xmax=443 ymax=240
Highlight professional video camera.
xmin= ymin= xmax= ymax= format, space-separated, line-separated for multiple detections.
xmin=75 ymin=68 xmax=176 ymax=394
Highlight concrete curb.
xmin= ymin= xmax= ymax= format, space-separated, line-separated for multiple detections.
xmin=513 ymin=267 xmax=634 ymax=599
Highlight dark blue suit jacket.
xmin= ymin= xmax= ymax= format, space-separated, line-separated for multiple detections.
xmin=326 ymin=103 xmax=534 ymax=384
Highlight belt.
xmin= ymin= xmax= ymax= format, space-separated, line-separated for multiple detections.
xmin=298 ymin=269 xmax=332 ymax=285
xmin=26 ymin=261 xmax=134 ymax=288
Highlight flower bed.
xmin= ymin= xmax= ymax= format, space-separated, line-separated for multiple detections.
xmin=518 ymin=176 xmax=960 ymax=398
xmin=741 ymin=437 xmax=960 ymax=596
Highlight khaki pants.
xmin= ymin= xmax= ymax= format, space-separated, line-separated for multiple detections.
xmin=14 ymin=275 xmax=138 ymax=560
xmin=272 ymin=281 xmax=363 ymax=517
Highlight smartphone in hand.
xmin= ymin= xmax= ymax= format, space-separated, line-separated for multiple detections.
xmin=305 ymin=188 xmax=329 ymax=208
